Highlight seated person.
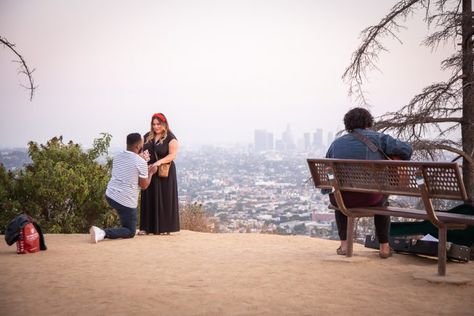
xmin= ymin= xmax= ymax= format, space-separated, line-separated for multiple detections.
xmin=324 ymin=107 xmax=412 ymax=258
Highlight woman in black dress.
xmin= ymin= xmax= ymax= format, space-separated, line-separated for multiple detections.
xmin=139 ymin=113 xmax=180 ymax=234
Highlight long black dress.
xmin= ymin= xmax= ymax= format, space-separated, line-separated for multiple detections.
xmin=140 ymin=132 xmax=180 ymax=234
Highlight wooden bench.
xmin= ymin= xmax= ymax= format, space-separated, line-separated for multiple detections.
xmin=307 ymin=158 xmax=474 ymax=277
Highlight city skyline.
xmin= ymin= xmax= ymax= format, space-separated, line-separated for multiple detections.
xmin=1 ymin=1 xmax=456 ymax=148
xmin=254 ymin=125 xmax=335 ymax=152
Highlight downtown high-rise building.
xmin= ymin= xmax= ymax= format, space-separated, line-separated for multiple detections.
xmin=282 ymin=124 xmax=295 ymax=150
xmin=312 ymin=128 xmax=323 ymax=149
xmin=304 ymin=133 xmax=311 ymax=150
xmin=254 ymin=129 xmax=274 ymax=152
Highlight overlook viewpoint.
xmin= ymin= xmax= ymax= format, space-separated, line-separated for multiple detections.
xmin=1 ymin=231 xmax=473 ymax=315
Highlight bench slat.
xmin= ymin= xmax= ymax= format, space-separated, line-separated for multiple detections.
xmin=347 ymin=206 xmax=474 ymax=225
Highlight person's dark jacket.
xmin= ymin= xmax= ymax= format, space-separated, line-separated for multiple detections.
xmin=5 ymin=214 xmax=47 ymax=250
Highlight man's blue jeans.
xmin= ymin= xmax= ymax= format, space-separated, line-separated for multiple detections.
xmin=105 ymin=196 xmax=137 ymax=239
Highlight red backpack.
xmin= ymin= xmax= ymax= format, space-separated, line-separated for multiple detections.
xmin=5 ymin=214 xmax=47 ymax=253
xmin=17 ymin=222 xmax=40 ymax=254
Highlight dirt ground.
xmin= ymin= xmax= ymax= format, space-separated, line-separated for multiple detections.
xmin=1 ymin=231 xmax=473 ymax=315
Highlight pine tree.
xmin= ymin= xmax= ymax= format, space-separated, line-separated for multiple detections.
xmin=343 ymin=0 xmax=474 ymax=202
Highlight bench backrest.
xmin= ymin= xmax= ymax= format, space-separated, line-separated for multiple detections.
xmin=307 ymin=159 xmax=468 ymax=201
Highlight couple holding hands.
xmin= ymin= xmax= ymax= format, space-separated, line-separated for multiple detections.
xmin=90 ymin=113 xmax=179 ymax=243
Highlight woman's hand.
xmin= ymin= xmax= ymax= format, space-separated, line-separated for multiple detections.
xmin=148 ymin=164 xmax=158 ymax=175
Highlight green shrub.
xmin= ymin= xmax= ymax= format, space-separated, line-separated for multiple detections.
xmin=0 ymin=165 xmax=22 ymax=234
xmin=0 ymin=134 xmax=119 ymax=233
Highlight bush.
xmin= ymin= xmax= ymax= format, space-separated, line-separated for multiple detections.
xmin=0 ymin=134 xmax=119 ymax=233
xmin=180 ymin=203 xmax=215 ymax=232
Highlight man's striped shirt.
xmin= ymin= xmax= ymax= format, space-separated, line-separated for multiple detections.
xmin=106 ymin=150 xmax=148 ymax=208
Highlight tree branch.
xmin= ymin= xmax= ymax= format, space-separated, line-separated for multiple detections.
xmin=373 ymin=73 xmax=464 ymax=141
xmin=0 ymin=35 xmax=36 ymax=101
xmin=342 ymin=0 xmax=422 ymax=104
xmin=376 ymin=116 xmax=462 ymax=129
xmin=412 ymin=139 xmax=474 ymax=165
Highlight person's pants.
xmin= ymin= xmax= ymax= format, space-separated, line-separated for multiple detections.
xmin=330 ymin=192 xmax=390 ymax=244
xmin=104 ymin=196 xmax=137 ymax=239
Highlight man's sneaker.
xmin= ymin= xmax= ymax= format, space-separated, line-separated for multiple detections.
xmin=89 ymin=226 xmax=105 ymax=243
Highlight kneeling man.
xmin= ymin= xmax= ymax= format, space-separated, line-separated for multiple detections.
xmin=90 ymin=133 xmax=157 ymax=243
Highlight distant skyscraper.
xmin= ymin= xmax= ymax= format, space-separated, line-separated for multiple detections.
xmin=282 ymin=124 xmax=295 ymax=150
xmin=254 ymin=129 xmax=274 ymax=152
xmin=255 ymin=130 xmax=267 ymax=152
xmin=304 ymin=133 xmax=311 ymax=150
xmin=266 ymin=132 xmax=274 ymax=150
xmin=313 ymin=128 xmax=323 ymax=149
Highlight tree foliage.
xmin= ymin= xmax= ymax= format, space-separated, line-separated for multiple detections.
xmin=0 ymin=134 xmax=119 ymax=233
xmin=0 ymin=166 xmax=21 ymax=233
xmin=343 ymin=0 xmax=474 ymax=201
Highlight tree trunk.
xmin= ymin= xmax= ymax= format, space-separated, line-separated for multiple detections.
xmin=461 ymin=0 xmax=474 ymax=203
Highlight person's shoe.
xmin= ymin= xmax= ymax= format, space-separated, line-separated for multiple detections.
xmin=379 ymin=249 xmax=393 ymax=259
xmin=336 ymin=246 xmax=347 ymax=256
xmin=90 ymin=226 xmax=105 ymax=243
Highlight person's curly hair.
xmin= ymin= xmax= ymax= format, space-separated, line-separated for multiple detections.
xmin=343 ymin=107 xmax=374 ymax=132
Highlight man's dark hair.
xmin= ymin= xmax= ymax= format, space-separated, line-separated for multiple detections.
xmin=126 ymin=133 xmax=142 ymax=148
xmin=343 ymin=107 xmax=374 ymax=132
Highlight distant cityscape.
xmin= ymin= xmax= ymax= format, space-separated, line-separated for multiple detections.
xmin=176 ymin=144 xmax=338 ymax=237
xmin=254 ymin=126 xmax=335 ymax=152
xmin=0 ymin=126 xmax=372 ymax=240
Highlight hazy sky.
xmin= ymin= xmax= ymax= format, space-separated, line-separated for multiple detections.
xmin=0 ymin=0 xmax=456 ymax=149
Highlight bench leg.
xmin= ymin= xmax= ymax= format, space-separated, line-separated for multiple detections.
xmin=346 ymin=217 xmax=355 ymax=257
xmin=438 ymin=226 xmax=447 ymax=276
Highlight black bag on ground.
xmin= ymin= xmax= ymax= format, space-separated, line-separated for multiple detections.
xmin=389 ymin=203 xmax=474 ymax=247
xmin=365 ymin=235 xmax=471 ymax=262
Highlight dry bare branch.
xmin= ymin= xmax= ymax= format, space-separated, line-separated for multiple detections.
xmin=342 ymin=0 xmax=422 ymax=104
xmin=374 ymin=73 xmax=463 ymax=142
xmin=0 ymin=35 xmax=36 ymax=101
xmin=411 ymin=139 xmax=474 ymax=164
xmin=441 ymin=53 xmax=463 ymax=71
